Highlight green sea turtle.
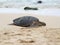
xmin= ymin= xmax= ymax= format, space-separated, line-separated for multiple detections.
xmin=11 ymin=16 xmax=46 ymax=27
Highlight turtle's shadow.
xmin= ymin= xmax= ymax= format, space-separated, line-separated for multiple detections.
xmin=8 ymin=23 xmax=42 ymax=28
xmin=8 ymin=23 xmax=45 ymax=29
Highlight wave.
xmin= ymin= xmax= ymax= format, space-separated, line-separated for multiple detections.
xmin=0 ymin=8 xmax=60 ymax=16
xmin=0 ymin=0 xmax=60 ymax=8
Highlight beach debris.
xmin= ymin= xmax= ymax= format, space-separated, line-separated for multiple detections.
xmin=24 ymin=7 xmax=38 ymax=10
xmin=11 ymin=16 xmax=46 ymax=27
xmin=17 ymin=39 xmax=35 ymax=43
xmin=20 ymin=40 xmax=35 ymax=43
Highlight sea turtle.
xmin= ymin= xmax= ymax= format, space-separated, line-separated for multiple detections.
xmin=11 ymin=16 xmax=46 ymax=27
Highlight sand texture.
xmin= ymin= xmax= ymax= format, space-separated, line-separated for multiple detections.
xmin=0 ymin=14 xmax=60 ymax=45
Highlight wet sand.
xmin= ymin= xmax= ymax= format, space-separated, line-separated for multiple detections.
xmin=0 ymin=13 xmax=60 ymax=45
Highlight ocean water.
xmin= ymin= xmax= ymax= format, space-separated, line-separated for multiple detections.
xmin=0 ymin=0 xmax=60 ymax=16
xmin=0 ymin=8 xmax=60 ymax=16
xmin=0 ymin=0 xmax=60 ymax=4
xmin=0 ymin=0 xmax=60 ymax=8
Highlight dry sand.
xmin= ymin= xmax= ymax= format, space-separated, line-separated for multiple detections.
xmin=0 ymin=13 xmax=60 ymax=45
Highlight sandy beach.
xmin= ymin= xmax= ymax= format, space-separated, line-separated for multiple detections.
xmin=0 ymin=13 xmax=60 ymax=45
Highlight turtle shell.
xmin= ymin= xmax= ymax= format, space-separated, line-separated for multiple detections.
xmin=13 ymin=16 xmax=39 ymax=27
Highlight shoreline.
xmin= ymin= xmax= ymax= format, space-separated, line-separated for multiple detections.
xmin=0 ymin=8 xmax=60 ymax=16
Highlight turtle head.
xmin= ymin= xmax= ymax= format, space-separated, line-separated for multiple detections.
xmin=32 ymin=21 xmax=46 ymax=26
xmin=38 ymin=21 xmax=46 ymax=26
